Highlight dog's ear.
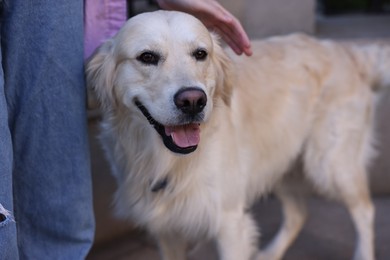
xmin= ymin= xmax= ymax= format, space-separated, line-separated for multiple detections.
xmin=210 ymin=33 xmax=233 ymax=106
xmin=85 ymin=40 xmax=117 ymax=110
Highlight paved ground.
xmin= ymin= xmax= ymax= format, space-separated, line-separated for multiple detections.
xmin=86 ymin=12 xmax=390 ymax=260
xmin=87 ymin=197 xmax=390 ymax=260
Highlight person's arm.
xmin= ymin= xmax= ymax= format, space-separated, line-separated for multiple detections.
xmin=156 ymin=0 xmax=252 ymax=56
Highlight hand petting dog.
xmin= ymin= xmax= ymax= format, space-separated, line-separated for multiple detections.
xmin=157 ymin=0 xmax=252 ymax=56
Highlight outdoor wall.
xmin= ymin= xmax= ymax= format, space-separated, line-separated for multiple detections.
xmin=220 ymin=0 xmax=316 ymax=39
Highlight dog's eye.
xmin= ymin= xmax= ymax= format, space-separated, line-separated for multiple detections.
xmin=192 ymin=49 xmax=208 ymax=61
xmin=137 ymin=51 xmax=160 ymax=65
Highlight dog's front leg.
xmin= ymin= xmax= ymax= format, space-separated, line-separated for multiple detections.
xmin=157 ymin=232 xmax=187 ymax=260
xmin=216 ymin=211 xmax=259 ymax=260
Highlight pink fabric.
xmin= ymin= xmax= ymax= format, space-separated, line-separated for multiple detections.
xmin=84 ymin=0 xmax=127 ymax=60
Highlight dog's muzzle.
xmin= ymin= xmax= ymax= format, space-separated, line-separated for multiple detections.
xmin=135 ymin=88 xmax=207 ymax=154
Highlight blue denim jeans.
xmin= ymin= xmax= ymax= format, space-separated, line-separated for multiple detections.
xmin=0 ymin=1 xmax=95 ymax=259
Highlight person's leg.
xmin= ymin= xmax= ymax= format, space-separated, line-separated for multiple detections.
xmin=0 ymin=25 xmax=19 ymax=259
xmin=2 ymin=0 xmax=95 ymax=258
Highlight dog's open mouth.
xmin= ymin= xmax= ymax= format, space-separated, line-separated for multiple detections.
xmin=135 ymin=100 xmax=199 ymax=154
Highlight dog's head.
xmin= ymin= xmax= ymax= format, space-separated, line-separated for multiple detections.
xmin=86 ymin=10 xmax=232 ymax=155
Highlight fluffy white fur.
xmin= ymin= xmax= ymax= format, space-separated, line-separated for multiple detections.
xmin=86 ymin=10 xmax=390 ymax=260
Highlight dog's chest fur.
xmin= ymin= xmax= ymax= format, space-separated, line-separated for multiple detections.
xmin=101 ymin=114 xmax=222 ymax=238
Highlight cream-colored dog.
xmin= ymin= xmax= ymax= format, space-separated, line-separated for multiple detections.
xmin=87 ymin=10 xmax=390 ymax=260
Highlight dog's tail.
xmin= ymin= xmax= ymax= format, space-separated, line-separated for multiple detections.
xmin=350 ymin=41 xmax=390 ymax=91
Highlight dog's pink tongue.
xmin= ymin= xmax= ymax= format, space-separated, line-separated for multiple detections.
xmin=165 ymin=124 xmax=200 ymax=148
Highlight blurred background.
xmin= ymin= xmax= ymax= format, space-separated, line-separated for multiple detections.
xmin=87 ymin=0 xmax=390 ymax=259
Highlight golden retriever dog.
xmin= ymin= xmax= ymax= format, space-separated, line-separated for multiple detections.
xmin=86 ymin=10 xmax=390 ymax=260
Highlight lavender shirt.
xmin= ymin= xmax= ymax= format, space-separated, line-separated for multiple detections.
xmin=84 ymin=0 xmax=127 ymax=60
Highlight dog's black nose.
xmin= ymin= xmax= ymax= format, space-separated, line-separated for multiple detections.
xmin=174 ymin=87 xmax=207 ymax=115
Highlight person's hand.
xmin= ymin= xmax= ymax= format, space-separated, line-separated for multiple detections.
xmin=157 ymin=0 xmax=252 ymax=56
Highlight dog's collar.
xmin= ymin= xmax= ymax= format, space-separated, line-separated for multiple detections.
xmin=150 ymin=177 xmax=169 ymax=192
xmin=134 ymin=100 xmax=198 ymax=154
